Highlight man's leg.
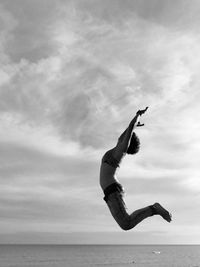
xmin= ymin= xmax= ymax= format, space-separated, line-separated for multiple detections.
xmin=106 ymin=192 xmax=131 ymax=230
xmin=106 ymin=192 xmax=154 ymax=230
xmin=128 ymin=203 xmax=172 ymax=228
xmin=106 ymin=193 xmax=171 ymax=231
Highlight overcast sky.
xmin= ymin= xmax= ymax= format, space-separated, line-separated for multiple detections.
xmin=0 ymin=0 xmax=200 ymax=244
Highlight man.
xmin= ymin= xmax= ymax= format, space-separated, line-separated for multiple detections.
xmin=100 ymin=107 xmax=172 ymax=230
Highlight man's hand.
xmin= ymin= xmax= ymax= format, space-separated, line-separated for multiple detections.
xmin=136 ymin=107 xmax=148 ymax=127
xmin=136 ymin=107 xmax=148 ymax=116
xmin=136 ymin=122 xmax=145 ymax=127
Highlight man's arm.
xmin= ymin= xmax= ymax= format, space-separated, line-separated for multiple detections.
xmin=113 ymin=107 xmax=148 ymax=159
xmin=117 ymin=113 xmax=140 ymax=151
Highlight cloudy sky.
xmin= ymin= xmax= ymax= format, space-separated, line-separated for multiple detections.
xmin=0 ymin=0 xmax=200 ymax=244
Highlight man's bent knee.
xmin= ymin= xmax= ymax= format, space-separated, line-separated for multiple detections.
xmin=118 ymin=217 xmax=133 ymax=231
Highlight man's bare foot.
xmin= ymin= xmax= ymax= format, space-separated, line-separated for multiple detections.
xmin=153 ymin=203 xmax=172 ymax=222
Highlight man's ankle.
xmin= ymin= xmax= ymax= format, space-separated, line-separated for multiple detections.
xmin=149 ymin=204 xmax=157 ymax=216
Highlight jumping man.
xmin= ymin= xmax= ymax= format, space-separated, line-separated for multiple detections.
xmin=100 ymin=107 xmax=172 ymax=230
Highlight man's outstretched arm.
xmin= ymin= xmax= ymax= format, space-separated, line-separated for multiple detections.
xmin=113 ymin=107 xmax=148 ymax=159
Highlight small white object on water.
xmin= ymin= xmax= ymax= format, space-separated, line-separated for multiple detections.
xmin=152 ymin=251 xmax=161 ymax=254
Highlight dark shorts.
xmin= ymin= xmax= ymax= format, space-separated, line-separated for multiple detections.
xmin=103 ymin=182 xmax=125 ymax=202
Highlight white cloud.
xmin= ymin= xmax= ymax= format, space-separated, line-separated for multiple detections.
xmin=0 ymin=0 xmax=200 ymax=244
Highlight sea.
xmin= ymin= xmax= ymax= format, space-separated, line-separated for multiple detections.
xmin=0 ymin=245 xmax=199 ymax=267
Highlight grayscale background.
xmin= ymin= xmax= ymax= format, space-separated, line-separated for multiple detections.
xmin=0 ymin=0 xmax=199 ymax=245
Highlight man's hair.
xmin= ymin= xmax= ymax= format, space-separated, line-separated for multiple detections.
xmin=127 ymin=132 xmax=140 ymax=154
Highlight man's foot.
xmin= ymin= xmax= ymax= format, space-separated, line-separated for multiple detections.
xmin=153 ymin=203 xmax=172 ymax=222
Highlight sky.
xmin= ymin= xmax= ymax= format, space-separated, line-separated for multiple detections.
xmin=0 ymin=0 xmax=200 ymax=244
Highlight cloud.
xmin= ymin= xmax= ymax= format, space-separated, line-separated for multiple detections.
xmin=0 ymin=141 xmax=98 ymax=186
xmin=0 ymin=0 xmax=200 ymax=244
xmin=76 ymin=0 xmax=200 ymax=33
xmin=0 ymin=141 xmax=103 ymax=233
xmin=1 ymin=0 xmax=59 ymax=62
xmin=1 ymin=0 xmax=200 ymax=150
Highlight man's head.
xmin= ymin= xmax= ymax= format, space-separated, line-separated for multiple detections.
xmin=127 ymin=132 xmax=140 ymax=154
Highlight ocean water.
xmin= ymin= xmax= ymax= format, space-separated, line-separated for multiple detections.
xmin=0 ymin=245 xmax=199 ymax=267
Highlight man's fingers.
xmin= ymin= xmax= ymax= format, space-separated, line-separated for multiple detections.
xmin=142 ymin=107 xmax=148 ymax=113
xmin=136 ymin=107 xmax=149 ymax=116
xmin=137 ymin=122 xmax=145 ymax=127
